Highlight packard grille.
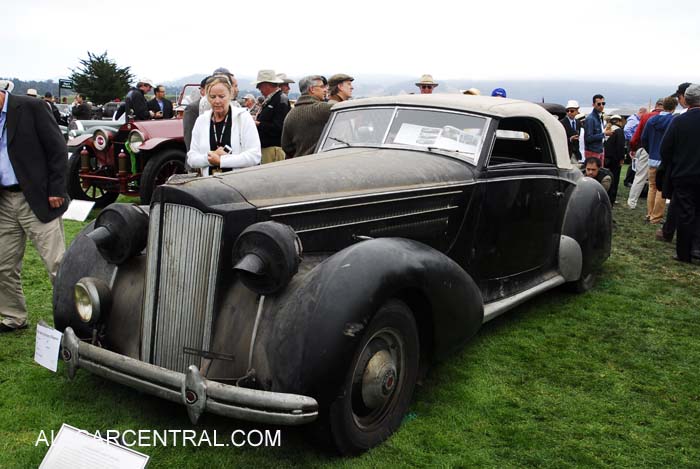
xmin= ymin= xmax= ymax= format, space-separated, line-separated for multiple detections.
xmin=141 ymin=203 xmax=224 ymax=373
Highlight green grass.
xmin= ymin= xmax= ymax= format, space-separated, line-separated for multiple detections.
xmin=1 ymin=170 xmax=699 ymax=468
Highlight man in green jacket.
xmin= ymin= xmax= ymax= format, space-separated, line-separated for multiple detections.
xmin=281 ymin=75 xmax=333 ymax=158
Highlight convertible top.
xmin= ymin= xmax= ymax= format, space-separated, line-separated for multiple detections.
xmin=333 ymin=95 xmax=573 ymax=169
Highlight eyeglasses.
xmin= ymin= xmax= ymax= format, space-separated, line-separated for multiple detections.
xmin=567 ymin=108 xmax=578 ymax=112
xmin=595 ymin=101 xmax=606 ymax=106
xmin=420 ymin=85 xmax=434 ymax=90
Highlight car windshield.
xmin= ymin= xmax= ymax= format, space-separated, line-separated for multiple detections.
xmin=320 ymin=107 xmax=487 ymax=164
xmin=179 ymin=85 xmax=202 ymax=106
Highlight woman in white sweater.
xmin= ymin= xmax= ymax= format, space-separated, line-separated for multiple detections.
xmin=187 ymin=76 xmax=261 ymax=176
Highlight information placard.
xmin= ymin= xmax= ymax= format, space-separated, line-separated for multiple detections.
xmin=34 ymin=323 xmax=62 ymax=372
xmin=40 ymin=424 xmax=149 ymax=469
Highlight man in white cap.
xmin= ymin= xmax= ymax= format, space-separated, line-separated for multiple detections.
xmin=253 ymin=70 xmax=290 ymax=164
xmin=560 ymin=100 xmax=582 ymax=163
xmin=415 ymin=74 xmax=438 ymax=94
xmin=125 ymin=78 xmax=154 ymax=120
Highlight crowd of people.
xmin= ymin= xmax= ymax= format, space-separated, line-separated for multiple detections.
xmin=0 ymin=72 xmax=698 ymax=334
xmin=560 ymin=84 xmax=700 ymax=264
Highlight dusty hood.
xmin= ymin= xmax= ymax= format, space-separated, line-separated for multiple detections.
xmin=214 ymin=147 xmax=474 ymax=208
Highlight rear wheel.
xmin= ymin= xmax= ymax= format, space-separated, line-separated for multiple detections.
xmin=67 ymin=150 xmax=119 ymax=208
xmin=139 ymin=149 xmax=186 ymax=205
xmin=566 ymin=271 xmax=595 ymax=293
xmin=328 ymin=299 xmax=420 ymax=455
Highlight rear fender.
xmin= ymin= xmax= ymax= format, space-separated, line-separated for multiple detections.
xmin=561 ymin=177 xmax=612 ymax=276
xmin=253 ymin=237 xmax=483 ymax=405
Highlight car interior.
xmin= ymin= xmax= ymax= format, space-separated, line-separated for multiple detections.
xmin=489 ymin=117 xmax=555 ymax=166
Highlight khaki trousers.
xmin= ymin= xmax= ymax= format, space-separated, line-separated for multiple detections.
xmin=647 ymin=167 xmax=666 ymax=224
xmin=261 ymin=146 xmax=286 ymax=164
xmin=0 ymin=191 xmax=65 ymax=328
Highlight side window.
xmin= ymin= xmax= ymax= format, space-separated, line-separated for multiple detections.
xmin=489 ymin=117 xmax=555 ymax=166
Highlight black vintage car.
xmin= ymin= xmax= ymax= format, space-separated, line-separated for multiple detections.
xmin=54 ymin=95 xmax=612 ymax=454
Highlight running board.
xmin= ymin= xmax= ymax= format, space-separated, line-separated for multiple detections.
xmin=482 ymin=275 xmax=566 ymax=323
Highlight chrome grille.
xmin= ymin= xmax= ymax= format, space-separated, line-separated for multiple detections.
xmin=141 ymin=203 xmax=224 ymax=373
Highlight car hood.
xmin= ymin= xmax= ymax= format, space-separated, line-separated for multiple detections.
xmin=215 ymin=147 xmax=475 ymax=208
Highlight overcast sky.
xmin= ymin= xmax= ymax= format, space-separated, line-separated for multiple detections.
xmin=2 ymin=0 xmax=698 ymax=85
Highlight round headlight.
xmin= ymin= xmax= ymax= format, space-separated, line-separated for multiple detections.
xmin=74 ymin=282 xmax=94 ymax=323
xmin=93 ymin=129 xmax=110 ymax=151
xmin=74 ymin=277 xmax=112 ymax=324
xmin=127 ymin=130 xmax=144 ymax=153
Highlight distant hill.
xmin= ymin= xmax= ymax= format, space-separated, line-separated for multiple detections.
xmin=4 ymin=74 xmax=679 ymax=109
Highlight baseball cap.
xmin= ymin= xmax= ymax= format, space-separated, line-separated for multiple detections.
xmin=674 ymin=82 xmax=691 ymax=98
xmin=491 ymin=87 xmax=507 ymax=98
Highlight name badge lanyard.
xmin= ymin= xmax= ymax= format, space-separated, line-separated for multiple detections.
xmin=212 ymin=112 xmax=229 ymax=149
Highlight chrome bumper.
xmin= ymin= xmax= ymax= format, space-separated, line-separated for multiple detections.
xmin=61 ymin=327 xmax=318 ymax=425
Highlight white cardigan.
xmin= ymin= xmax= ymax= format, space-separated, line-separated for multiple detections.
xmin=187 ymin=107 xmax=261 ymax=176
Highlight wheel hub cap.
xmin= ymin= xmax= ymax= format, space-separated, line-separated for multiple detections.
xmin=361 ymin=349 xmax=397 ymax=410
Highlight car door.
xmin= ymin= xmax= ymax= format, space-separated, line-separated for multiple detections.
xmin=472 ymin=119 xmax=564 ymax=303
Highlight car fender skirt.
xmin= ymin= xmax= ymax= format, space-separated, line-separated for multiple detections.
xmin=61 ymin=327 xmax=318 ymax=426
xmin=558 ymin=235 xmax=582 ymax=282
xmin=257 ymin=237 xmax=483 ymax=405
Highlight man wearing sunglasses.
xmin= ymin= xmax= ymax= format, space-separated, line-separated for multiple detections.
xmin=415 ymin=74 xmax=438 ymax=94
xmin=584 ymin=94 xmax=612 ymax=165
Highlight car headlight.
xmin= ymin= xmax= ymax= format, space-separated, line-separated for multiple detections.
xmin=93 ymin=129 xmax=111 ymax=151
xmin=127 ymin=130 xmax=145 ymax=153
xmin=74 ymin=277 xmax=112 ymax=324
xmin=232 ymin=221 xmax=302 ymax=295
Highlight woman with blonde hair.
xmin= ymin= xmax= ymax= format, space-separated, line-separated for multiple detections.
xmin=187 ymin=75 xmax=261 ymax=176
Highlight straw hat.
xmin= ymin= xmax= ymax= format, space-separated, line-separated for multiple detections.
xmin=415 ymin=74 xmax=438 ymax=86
xmin=253 ymin=70 xmax=283 ymax=86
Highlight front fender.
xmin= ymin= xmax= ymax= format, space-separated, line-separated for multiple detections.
xmin=139 ymin=138 xmax=184 ymax=152
xmin=66 ymin=134 xmax=92 ymax=149
xmin=253 ymin=237 xmax=483 ymax=405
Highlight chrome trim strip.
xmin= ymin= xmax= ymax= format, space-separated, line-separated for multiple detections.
xmin=264 ymin=182 xmax=474 ymax=211
xmin=271 ymin=190 xmax=463 ymax=217
xmin=482 ymin=275 xmax=566 ymax=323
xmin=294 ymin=206 xmax=458 ymax=234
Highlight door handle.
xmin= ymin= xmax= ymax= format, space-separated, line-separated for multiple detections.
xmin=552 ymin=191 xmax=565 ymax=198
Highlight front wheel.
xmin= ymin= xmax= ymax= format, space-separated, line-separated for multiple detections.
xmin=328 ymin=299 xmax=420 ymax=455
xmin=139 ymin=149 xmax=186 ymax=205
xmin=67 ymin=150 xmax=119 ymax=208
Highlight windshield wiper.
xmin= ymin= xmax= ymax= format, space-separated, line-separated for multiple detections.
xmin=327 ymin=136 xmax=352 ymax=147
xmin=426 ymin=146 xmax=471 ymax=156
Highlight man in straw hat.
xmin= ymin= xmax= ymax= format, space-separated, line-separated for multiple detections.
xmin=277 ymin=73 xmax=295 ymax=96
xmin=253 ymin=69 xmax=291 ymax=164
xmin=416 ymin=74 xmax=438 ymax=94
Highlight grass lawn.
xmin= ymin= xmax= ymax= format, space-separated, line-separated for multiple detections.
xmin=1 ymin=172 xmax=699 ymax=468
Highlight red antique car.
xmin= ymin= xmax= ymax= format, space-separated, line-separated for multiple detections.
xmin=66 ymin=84 xmax=201 ymax=206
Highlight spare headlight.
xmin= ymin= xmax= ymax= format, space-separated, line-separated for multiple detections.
xmin=127 ymin=130 xmax=145 ymax=153
xmin=74 ymin=277 xmax=112 ymax=324
xmin=232 ymin=222 xmax=302 ymax=295
xmin=93 ymin=129 xmax=111 ymax=151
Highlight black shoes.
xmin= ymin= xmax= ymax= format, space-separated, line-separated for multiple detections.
xmin=0 ymin=322 xmax=28 ymax=333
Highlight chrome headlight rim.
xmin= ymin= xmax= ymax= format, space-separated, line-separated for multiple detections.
xmin=74 ymin=277 xmax=112 ymax=325
xmin=93 ymin=129 xmax=111 ymax=151
xmin=127 ymin=130 xmax=145 ymax=153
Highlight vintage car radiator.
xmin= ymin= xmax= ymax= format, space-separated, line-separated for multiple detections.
xmin=140 ymin=203 xmax=224 ymax=373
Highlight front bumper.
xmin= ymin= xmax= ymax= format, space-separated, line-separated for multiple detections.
xmin=61 ymin=327 xmax=318 ymax=425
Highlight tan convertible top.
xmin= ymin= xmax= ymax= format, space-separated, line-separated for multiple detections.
xmin=332 ymin=95 xmax=573 ymax=169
